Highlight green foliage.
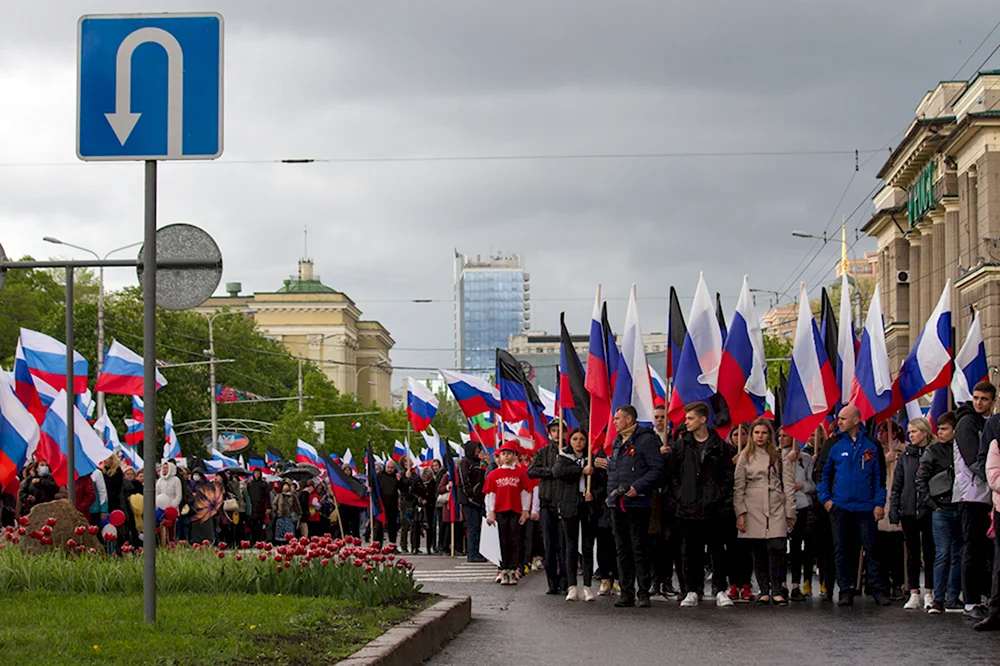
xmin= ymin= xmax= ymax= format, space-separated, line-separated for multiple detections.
xmin=0 ymin=540 xmax=418 ymax=605
xmin=0 ymin=591 xmax=422 ymax=666
xmin=763 ymin=334 xmax=792 ymax=391
xmin=0 ymin=260 xmax=64 ymax=366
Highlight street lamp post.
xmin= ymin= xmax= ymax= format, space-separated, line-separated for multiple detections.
xmin=201 ymin=309 xmax=256 ymax=451
xmin=43 ymin=237 xmax=143 ymax=418
xmin=355 ymin=360 xmax=389 ymax=403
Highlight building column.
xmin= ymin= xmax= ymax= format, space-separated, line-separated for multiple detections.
xmin=930 ymin=213 xmax=947 ymax=306
xmin=908 ymin=230 xmax=922 ymax=332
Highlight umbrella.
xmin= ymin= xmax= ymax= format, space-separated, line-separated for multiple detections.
xmin=281 ymin=463 xmax=321 ymax=482
xmin=191 ymin=483 xmax=224 ymax=524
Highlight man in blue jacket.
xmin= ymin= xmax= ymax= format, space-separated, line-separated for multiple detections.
xmin=607 ymin=405 xmax=664 ymax=608
xmin=817 ymin=404 xmax=890 ymax=607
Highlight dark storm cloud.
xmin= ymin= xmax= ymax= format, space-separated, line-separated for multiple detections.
xmin=0 ymin=0 xmax=996 ymax=385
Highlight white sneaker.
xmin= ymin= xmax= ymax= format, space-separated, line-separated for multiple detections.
xmin=903 ymin=592 xmax=921 ymax=610
xmin=716 ymin=590 xmax=734 ymax=607
xmin=680 ymin=592 xmax=700 ymax=607
xmin=582 ymin=586 xmax=596 ymax=602
xmin=495 ymin=570 xmax=503 ymax=584
xmin=565 ymin=585 xmax=579 ymax=601
xmin=924 ymin=592 xmax=935 ymax=610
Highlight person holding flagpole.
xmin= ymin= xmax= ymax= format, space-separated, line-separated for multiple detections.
xmin=528 ymin=419 xmax=570 ymax=595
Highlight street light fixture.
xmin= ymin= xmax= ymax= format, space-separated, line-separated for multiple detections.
xmin=355 ymin=359 xmax=389 ymax=402
xmin=43 ymin=236 xmax=143 ymax=418
xmin=791 ymin=231 xmax=831 ymax=242
xmin=200 ymin=308 xmax=257 ymax=451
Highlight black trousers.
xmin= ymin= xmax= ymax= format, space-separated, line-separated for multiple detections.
xmin=679 ymin=517 xmax=729 ymax=596
xmin=789 ymin=507 xmax=814 ymax=586
xmin=748 ymin=537 xmax=787 ymax=597
xmin=990 ymin=511 xmax=1000 ymax=614
xmin=961 ymin=502 xmax=993 ymax=606
xmin=830 ymin=507 xmax=884 ymax=597
xmin=596 ymin=506 xmax=617 ymax=581
xmin=563 ymin=510 xmax=598 ymax=587
xmin=248 ymin=515 xmax=265 ymax=544
xmin=540 ymin=507 xmax=568 ymax=591
xmin=901 ymin=515 xmax=934 ymax=591
xmin=813 ymin=507 xmax=837 ymax=594
xmin=612 ymin=506 xmax=652 ymax=601
xmin=651 ymin=504 xmax=683 ymax=590
xmin=496 ymin=511 xmax=521 ymax=570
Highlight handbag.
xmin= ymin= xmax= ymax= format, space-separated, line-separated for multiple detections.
xmin=223 ymin=497 xmax=239 ymax=513
xmin=928 ymin=467 xmax=954 ymax=498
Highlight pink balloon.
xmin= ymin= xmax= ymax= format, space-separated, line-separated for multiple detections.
xmin=109 ymin=510 xmax=126 ymax=527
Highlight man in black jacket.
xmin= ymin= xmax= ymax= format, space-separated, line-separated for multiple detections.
xmin=606 ymin=405 xmax=663 ymax=608
xmin=457 ymin=442 xmax=488 ymax=562
xmin=670 ymin=401 xmax=735 ymax=608
xmin=528 ymin=420 xmax=569 ymax=594
xmin=374 ymin=460 xmax=401 ymax=545
xmin=954 ymin=382 xmax=996 ymax=621
xmin=246 ymin=469 xmax=270 ymax=543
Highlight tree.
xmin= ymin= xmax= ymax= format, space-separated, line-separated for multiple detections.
xmin=763 ymin=333 xmax=792 ymax=392
xmin=0 ymin=260 xmax=64 ymax=366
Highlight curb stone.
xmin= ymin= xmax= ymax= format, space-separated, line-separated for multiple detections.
xmin=336 ymin=595 xmax=471 ymax=666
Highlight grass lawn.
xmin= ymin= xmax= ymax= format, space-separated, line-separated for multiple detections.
xmin=0 ymin=592 xmax=430 ymax=666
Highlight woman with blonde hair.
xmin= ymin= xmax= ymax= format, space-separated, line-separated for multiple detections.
xmin=890 ymin=416 xmax=936 ymax=610
xmin=734 ymin=418 xmax=797 ymax=605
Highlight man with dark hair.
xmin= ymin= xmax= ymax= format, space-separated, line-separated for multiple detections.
xmin=650 ymin=403 xmax=680 ymax=598
xmin=606 ymin=405 xmax=663 ymax=607
xmin=670 ymin=401 xmax=735 ymax=608
xmin=528 ymin=419 xmax=569 ymax=594
xmin=818 ymin=404 xmax=889 ymax=607
xmin=954 ymin=381 xmax=996 ymax=621
xmin=457 ymin=441 xmax=488 ymax=562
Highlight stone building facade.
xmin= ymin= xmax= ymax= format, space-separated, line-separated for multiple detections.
xmin=863 ymin=71 xmax=1000 ymax=374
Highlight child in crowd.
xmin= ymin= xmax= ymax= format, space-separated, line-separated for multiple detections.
xmin=485 ymin=442 xmax=531 ymax=585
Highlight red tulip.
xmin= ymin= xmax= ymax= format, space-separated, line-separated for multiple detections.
xmin=263 ymin=543 xmax=272 ymax=552
xmin=88 ymin=525 xmax=99 ymax=535
xmin=16 ymin=527 xmax=25 ymax=536
xmin=240 ymin=540 xmax=250 ymax=549
xmin=218 ymin=542 xmax=227 ymax=551
xmin=217 ymin=552 xmax=225 ymax=559
xmin=17 ymin=517 xmax=29 ymax=526
xmin=275 ymin=565 xmax=283 ymax=573
xmin=365 ymin=565 xmax=373 ymax=572
xmin=274 ymin=555 xmax=282 ymax=563
xmin=103 ymin=532 xmax=116 ymax=542
xmin=354 ymin=559 xmax=363 ymax=567
xmin=235 ymin=554 xmax=243 ymax=561
xmin=258 ymin=553 xmax=267 ymax=562
xmin=74 ymin=526 xmax=86 ymax=536
xmin=320 ymin=558 xmax=329 ymax=566
xmin=362 ymin=575 xmax=369 ymax=581
xmin=66 ymin=539 xmax=76 ymax=548
xmin=45 ymin=518 xmax=57 ymax=527
xmin=201 ymin=539 xmax=211 ymax=547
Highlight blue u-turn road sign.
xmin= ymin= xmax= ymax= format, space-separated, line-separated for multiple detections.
xmin=77 ymin=13 xmax=224 ymax=161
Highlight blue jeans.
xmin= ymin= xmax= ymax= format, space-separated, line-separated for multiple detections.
xmin=932 ymin=507 xmax=964 ymax=603
xmin=463 ymin=505 xmax=483 ymax=560
xmin=829 ymin=506 xmax=884 ymax=597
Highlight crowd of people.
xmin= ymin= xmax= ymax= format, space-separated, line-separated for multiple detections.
xmin=372 ymin=387 xmax=1000 ymax=633
xmin=4 ymin=385 xmax=1000 ymax=633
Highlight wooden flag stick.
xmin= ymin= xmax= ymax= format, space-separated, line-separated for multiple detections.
xmin=332 ymin=492 xmax=345 ymax=540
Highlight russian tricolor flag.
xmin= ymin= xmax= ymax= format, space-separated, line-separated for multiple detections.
xmin=117 ymin=442 xmax=143 ymax=470
xmin=783 ymin=284 xmax=839 ymax=443
xmin=132 ymin=396 xmax=145 ymax=423
xmin=929 ymin=387 xmax=949 ymax=433
xmin=836 ymin=274 xmax=857 ymax=413
xmin=392 ymin=440 xmax=407 ymax=462
xmin=668 ymin=273 xmax=723 ymax=425
xmin=36 ymin=390 xmax=112 ymax=487
xmin=93 ymin=410 xmax=120 ymax=450
xmin=952 ymin=309 xmax=988 ymax=404
xmin=850 ymin=284 xmax=896 ymax=421
xmin=898 ymin=280 xmax=952 ymax=404
xmin=296 ymin=439 xmax=322 ymax=467
xmin=610 ymin=285 xmax=656 ymax=426
xmin=163 ymin=409 xmax=181 ymax=460
xmin=440 ymin=369 xmax=500 ymax=418
xmin=14 ymin=340 xmax=55 ymax=425
xmin=648 ymin=365 xmax=667 ymax=407
xmin=585 ymin=286 xmax=612 ymax=454
xmin=0 ymin=370 xmax=40 ymax=489
xmin=207 ymin=450 xmax=241 ymax=471
xmin=124 ymin=418 xmax=143 ymax=446
xmin=95 ymin=340 xmax=167 ymax=396
xmin=717 ymin=276 xmax=767 ymax=428
xmin=406 ymin=377 xmax=439 ymax=433
xmin=19 ymin=328 xmax=88 ymax=395
xmin=342 ymin=447 xmax=356 ymax=474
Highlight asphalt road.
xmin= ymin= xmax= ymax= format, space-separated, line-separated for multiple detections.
xmin=410 ymin=556 xmax=1000 ymax=666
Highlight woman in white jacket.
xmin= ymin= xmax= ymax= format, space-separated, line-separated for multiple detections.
xmin=155 ymin=462 xmax=182 ymax=544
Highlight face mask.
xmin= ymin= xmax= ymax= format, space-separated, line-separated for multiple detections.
xmin=38 ymin=465 xmax=50 ymax=475
xmin=192 ymin=475 xmax=201 ymax=483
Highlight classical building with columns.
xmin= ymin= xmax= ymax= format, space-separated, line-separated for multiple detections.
xmin=863 ymin=71 xmax=1000 ymax=373
xmin=194 ymin=258 xmax=394 ymax=408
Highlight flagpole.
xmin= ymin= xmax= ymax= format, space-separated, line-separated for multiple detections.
xmin=331 ymin=492 xmax=345 ymax=541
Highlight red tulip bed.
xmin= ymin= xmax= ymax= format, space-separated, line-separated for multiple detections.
xmin=0 ymin=518 xmax=427 ymax=665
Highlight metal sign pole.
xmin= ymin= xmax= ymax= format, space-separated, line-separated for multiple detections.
xmin=65 ymin=266 xmax=76 ymax=502
xmin=142 ymin=160 xmax=158 ymax=624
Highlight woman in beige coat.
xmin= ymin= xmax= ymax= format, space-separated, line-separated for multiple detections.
xmin=734 ymin=418 xmax=797 ymax=605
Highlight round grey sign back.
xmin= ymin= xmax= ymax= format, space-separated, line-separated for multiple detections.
xmin=137 ymin=223 xmax=222 ymax=310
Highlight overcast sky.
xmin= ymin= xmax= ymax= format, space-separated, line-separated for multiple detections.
xmin=1 ymin=1 xmax=996 ymax=389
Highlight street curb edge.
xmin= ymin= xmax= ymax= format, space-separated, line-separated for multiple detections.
xmin=336 ymin=595 xmax=472 ymax=666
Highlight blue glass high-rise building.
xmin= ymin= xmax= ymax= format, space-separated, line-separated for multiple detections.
xmin=454 ymin=251 xmax=529 ymax=376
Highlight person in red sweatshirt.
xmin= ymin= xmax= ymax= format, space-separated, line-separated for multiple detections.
xmin=485 ymin=442 xmax=531 ymax=585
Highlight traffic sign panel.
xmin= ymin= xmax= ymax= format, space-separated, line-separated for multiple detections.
xmin=77 ymin=13 xmax=223 ymax=161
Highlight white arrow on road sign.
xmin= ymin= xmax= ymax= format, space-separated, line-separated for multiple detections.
xmin=105 ymin=27 xmax=184 ymax=158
